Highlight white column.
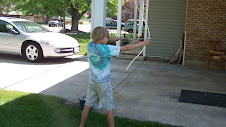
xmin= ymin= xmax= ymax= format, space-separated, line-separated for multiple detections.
xmin=116 ymin=0 xmax=122 ymax=46
xmin=90 ymin=0 xmax=106 ymax=110
xmin=91 ymin=0 xmax=107 ymax=33
xmin=143 ymin=0 xmax=150 ymax=57
xmin=138 ymin=0 xmax=144 ymax=37
xmin=133 ymin=0 xmax=138 ymax=43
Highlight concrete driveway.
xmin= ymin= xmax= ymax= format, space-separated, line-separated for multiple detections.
xmin=0 ymin=53 xmax=89 ymax=101
xmin=1 ymin=52 xmax=226 ymax=127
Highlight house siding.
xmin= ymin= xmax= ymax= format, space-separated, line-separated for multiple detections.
xmin=147 ymin=0 xmax=187 ymax=59
xmin=185 ymin=0 xmax=226 ymax=66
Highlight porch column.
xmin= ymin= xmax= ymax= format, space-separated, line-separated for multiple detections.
xmin=90 ymin=0 xmax=106 ymax=110
xmin=138 ymin=0 xmax=144 ymax=37
xmin=133 ymin=0 xmax=138 ymax=43
xmin=91 ymin=0 xmax=107 ymax=32
xmin=143 ymin=0 xmax=150 ymax=57
xmin=116 ymin=0 xmax=123 ymax=46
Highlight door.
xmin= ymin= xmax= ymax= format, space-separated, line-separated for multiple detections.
xmin=0 ymin=21 xmax=21 ymax=54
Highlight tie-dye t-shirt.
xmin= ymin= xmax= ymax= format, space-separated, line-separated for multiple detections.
xmin=87 ymin=41 xmax=120 ymax=82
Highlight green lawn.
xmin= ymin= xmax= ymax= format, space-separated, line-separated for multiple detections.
xmin=67 ymin=34 xmax=90 ymax=55
xmin=0 ymin=89 xmax=181 ymax=127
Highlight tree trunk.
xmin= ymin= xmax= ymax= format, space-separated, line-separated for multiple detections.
xmin=70 ymin=3 xmax=79 ymax=31
xmin=68 ymin=1 xmax=91 ymax=31
xmin=45 ymin=15 xmax=50 ymax=23
xmin=71 ymin=15 xmax=79 ymax=31
xmin=0 ymin=7 xmax=4 ymax=16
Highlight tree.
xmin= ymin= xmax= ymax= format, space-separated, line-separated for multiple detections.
xmin=0 ymin=0 xmax=15 ymax=16
xmin=13 ymin=0 xmax=64 ymax=23
xmin=122 ymin=0 xmax=145 ymax=21
xmin=1 ymin=0 xmax=134 ymax=31
xmin=106 ymin=0 xmax=118 ymax=18
xmin=11 ymin=0 xmax=91 ymax=31
xmin=122 ymin=0 xmax=136 ymax=20
xmin=66 ymin=0 xmax=91 ymax=31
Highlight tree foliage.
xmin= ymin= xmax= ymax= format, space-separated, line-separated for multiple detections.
xmin=122 ymin=0 xmax=145 ymax=20
xmin=122 ymin=0 xmax=136 ymax=20
xmin=106 ymin=0 xmax=118 ymax=18
xmin=0 ymin=0 xmax=15 ymax=15
xmin=14 ymin=0 xmax=64 ymax=17
xmin=1 ymin=0 xmax=139 ymax=31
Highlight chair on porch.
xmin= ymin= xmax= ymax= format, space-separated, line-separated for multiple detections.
xmin=207 ymin=40 xmax=226 ymax=71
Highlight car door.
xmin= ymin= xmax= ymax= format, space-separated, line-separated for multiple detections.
xmin=106 ymin=20 xmax=112 ymax=29
xmin=0 ymin=21 xmax=21 ymax=54
xmin=111 ymin=21 xmax=117 ymax=29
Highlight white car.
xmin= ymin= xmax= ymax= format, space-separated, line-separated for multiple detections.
xmin=0 ymin=17 xmax=80 ymax=62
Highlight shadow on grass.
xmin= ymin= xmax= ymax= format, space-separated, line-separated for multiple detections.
xmin=0 ymin=92 xmax=81 ymax=127
xmin=0 ymin=90 xmax=179 ymax=127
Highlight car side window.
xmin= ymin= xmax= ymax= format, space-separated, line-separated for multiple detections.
xmin=6 ymin=23 xmax=15 ymax=31
xmin=0 ymin=21 xmax=9 ymax=33
xmin=0 ymin=21 xmax=18 ymax=33
xmin=127 ymin=21 xmax=133 ymax=25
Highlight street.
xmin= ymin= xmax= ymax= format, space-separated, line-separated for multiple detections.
xmin=43 ymin=24 xmax=128 ymax=34
xmin=42 ymin=24 xmax=92 ymax=33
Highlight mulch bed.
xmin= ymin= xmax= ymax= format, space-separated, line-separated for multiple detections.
xmin=60 ymin=29 xmax=89 ymax=34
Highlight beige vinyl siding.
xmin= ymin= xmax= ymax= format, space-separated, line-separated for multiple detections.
xmin=146 ymin=0 xmax=187 ymax=59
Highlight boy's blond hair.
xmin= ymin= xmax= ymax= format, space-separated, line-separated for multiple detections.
xmin=91 ymin=26 xmax=109 ymax=43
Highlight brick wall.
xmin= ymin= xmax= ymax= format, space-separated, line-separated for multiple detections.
xmin=185 ymin=0 xmax=226 ymax=65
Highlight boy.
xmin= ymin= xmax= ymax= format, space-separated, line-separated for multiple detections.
xmin=79 ymin=26 xmax=150 ymax=127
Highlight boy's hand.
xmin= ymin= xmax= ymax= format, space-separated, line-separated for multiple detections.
xmin=142 ymin=39 xmax=150 ymax=46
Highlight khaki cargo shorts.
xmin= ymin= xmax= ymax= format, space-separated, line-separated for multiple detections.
xmin=85 ymin=81 xmax=115 ymax=111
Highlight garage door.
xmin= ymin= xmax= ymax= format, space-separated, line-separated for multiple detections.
xmin=146 ymin=0 xmax=187 ymax=59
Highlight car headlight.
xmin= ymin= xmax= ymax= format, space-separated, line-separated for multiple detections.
xmin=54 ymin=48 xmax=61 ymax=53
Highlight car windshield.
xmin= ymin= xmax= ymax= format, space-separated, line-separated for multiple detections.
xmin=13 ymin=21 xmax=51 ymax=33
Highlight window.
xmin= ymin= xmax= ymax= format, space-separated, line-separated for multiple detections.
xmin=13 ymin=21 xmax=49 ymax=33
xmin=0 ymin=21 xmax=9 ymax=33
xmin=0 ymin=21 xmax=18 ymax=33
xmin=127 ymin=21 xmax=134 ymax=25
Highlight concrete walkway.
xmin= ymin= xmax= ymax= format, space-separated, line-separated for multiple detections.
xmin=1 ymin=54 xmax=226 ymax=127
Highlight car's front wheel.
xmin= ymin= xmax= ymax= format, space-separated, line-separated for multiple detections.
xmin=23 ymin=42 xmax=44 ymax=62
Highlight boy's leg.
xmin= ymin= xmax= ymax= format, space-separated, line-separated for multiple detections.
xmin=107 ymin=110 xmax=115 ymax=127
xmin=79 ymin=105 xmax=92 ymax=127
xmin=97 ymin=81 xmax=115 ymax=127
xmin=80 ymin=81 xmax=99 ymax=127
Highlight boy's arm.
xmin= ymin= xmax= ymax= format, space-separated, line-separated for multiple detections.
xmin=120 ymin=39 xmax=150 ymax=51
